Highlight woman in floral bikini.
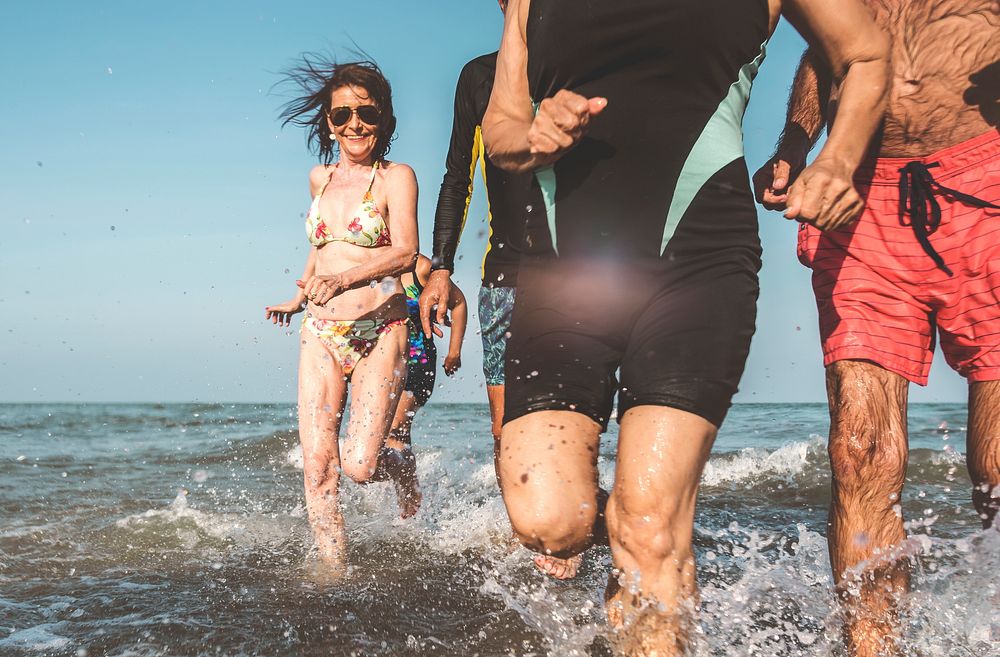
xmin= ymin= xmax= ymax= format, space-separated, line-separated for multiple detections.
xmin=264 ymin=58 xmax=421 ymax=572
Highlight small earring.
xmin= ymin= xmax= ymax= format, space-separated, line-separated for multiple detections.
xmin=330 ymin=133 xmax=335 ymax=140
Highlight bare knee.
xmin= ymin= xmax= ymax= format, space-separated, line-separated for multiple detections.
xmin=607 ymin=492 xmax=689 ymax=567
xmin=303 ymin=458 xmax=340 ymax=495
xmin=826 ymin=361 xmax=908 ymax=497
xmin=341 ymin=455 xmax=378 ymax=484
xmin=508 ymin=495 xmax=597 ymax=557
xmin=828 ymin=433 xmax=907 ymax=503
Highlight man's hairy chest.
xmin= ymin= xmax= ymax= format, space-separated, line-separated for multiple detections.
xmin=866 ymin=0 xmax=998 ymax=85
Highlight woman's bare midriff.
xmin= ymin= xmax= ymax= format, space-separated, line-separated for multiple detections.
xmin=308 ymin=242 xmax=407 ymax=321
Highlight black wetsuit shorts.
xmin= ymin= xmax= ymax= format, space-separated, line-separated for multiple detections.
xmin=504 ymin=189 xmax=761 ymax=430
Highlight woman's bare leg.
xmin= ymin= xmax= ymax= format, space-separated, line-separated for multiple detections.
xmin=340 ymin=323 xmax=416 ymax=514
xmin=606 ymin=405 xmax=717 ymax=657
xmin=499 ymin=411 xmax=603 ymax=572
xmin=388 ymin=391 xmax=419 ymax=450
xmin=498 ymin=399 xmax=593 ymax=579
xmin=298 ymin=329 xmax=349 ymax=569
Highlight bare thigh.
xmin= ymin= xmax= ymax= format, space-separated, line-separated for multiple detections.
xmin=298 ymin=328 xmax=349 ymax=478
xmin=340 ymin=322 xmax=408 ymax=482
xmin=487 ymin=385 xmax=505 ymax=441
xmin=499 ymin=410 xmax=603 ymax=557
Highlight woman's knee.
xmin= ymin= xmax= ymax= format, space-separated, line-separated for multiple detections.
xmin=507 ymin=493 xmax=598 ymax=557
xmin=303 ymin=458 xmax=340 ymax=494
xmin=340 ymin=451 xmax=379 ymax=484
xmin=606 ymin=491 xmax=690 ymax=565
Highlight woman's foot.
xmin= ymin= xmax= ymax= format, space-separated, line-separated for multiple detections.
xmin=304 ymin=553 xmax=347 ymax=584
xmin=534 ymin=552 xmax=584 ymax=579
xmin=306 ymin=527 xmax=347 ymax=583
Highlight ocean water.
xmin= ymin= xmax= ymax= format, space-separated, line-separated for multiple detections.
xmin=1 ymin=402 xmax=997 ymax=657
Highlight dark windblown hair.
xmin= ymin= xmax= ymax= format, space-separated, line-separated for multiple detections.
xmin=278 ymin=54 xmax=397 ymax=165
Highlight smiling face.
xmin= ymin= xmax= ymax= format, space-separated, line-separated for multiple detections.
xmin=327 ymin=84 xmax=379 ymax=165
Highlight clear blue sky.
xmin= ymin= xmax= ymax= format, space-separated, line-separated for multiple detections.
xmin=0 ymin=0 xmax=966 ymax=404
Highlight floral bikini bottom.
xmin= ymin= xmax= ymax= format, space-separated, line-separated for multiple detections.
xmin=301 ymin=313 xmax=407 ymax=376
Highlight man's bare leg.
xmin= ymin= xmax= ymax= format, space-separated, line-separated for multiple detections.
xmin=826 ymin=360 xmax=910 ymax=657
xmin=604 ymin=405 xmax=716 ymax=657
xmin=968 ymin=380 xmax=1000 ymax=529
xmin=499 ymin=411 xmax=603 ymax=574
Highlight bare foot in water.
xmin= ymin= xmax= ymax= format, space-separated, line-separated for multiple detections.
xmin=534 ymin=553 xmax=584 ymax=579
xmin=605 ymin=569 xmax=624 ymax=629
xmin=306 ymin=529 xmax=347 ymax=583
xmin=304 ymin=555 xmax=347 ymax=585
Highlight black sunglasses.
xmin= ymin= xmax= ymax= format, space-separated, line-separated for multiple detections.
xmin=327 ymin=105 xmax=380 ymax=127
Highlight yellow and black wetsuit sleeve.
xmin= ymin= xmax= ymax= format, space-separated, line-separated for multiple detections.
xmin=431 ymin=57 xmax=490 ymax=274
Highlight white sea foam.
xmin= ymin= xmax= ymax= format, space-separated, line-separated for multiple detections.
xmin=928 ymin=446 xmax=965 ymax=465
xmin=701 ymin=438 xmax=824 ymax=487
xmin=114 ymin=489 xmax=300 ymax=552
xmin=285 ymin=444 xmax=303 ymax=469
xmin=0 ymin=623 xmax=71 ymax=651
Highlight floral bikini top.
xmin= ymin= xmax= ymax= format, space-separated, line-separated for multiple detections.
xmin=305 ymin=162 xmax=391 ymax=248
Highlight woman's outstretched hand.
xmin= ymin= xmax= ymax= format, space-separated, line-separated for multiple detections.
xmin=297 ymin=275 xmax=345 ymax=306
xmin=529 ymin=90 xmax=607 ymax=166
xmin=265 ymin=298 xmax=305 ymax=327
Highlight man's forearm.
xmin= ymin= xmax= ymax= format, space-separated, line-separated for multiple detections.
xmin=815 ymin=54 xmax=887 ymax=171
xmin=775 ymin=49 xmax=831 ymax=161
xmin=432 ymin=178 xmax=469 ymax=272
xmin=483 ymin=114 xmax=539 ymax=174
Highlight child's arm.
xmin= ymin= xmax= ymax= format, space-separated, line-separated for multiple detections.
xmin=443 ymin=281 xmax=468 ymax=375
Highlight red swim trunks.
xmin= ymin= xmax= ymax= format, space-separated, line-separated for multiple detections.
xmin=798 ymin=129 xmax=1000 ymax=384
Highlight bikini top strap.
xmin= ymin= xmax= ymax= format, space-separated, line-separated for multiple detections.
xmin=315 ymin=169 xmax=335 ymax=199
xmin=366 ymin=161 xmax=380 ymax=192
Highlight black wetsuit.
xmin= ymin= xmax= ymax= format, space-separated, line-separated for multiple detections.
xmin=505 ymin=0 xmax=769 ymax=428
xmin=432 ymin=52 xmax=528 ymax=287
